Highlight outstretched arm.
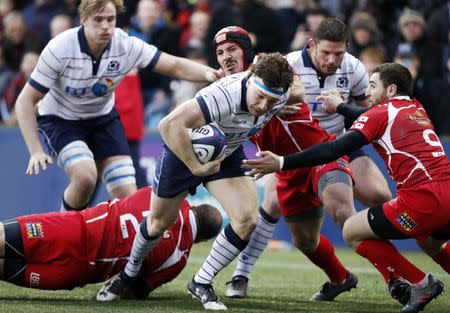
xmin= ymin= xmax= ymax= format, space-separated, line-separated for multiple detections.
xmin=242 ymin=130 xmax=368 ymax=179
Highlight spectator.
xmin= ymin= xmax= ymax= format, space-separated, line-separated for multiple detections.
xmin=0 ymin=51 xmax=39 ymax=126
xmin=0 ymin=0 xmax=14 ymax=35
xmin=49 ymin=13 xmax=73 ymax=38
xmin=289 ymin=6 xmax=329 ymax=52
xmin=359 ymin=46 xmax=386 ymax=76
xmin=0 ymin=40 xmax=15 ymax=100
xmin=427 ymin=0 xmax=450 ymax=45
xmin=179 ymin=10 xmax=210 ymax=56
xmin=348 ymin=11 xmax=384 ymax=58
xmin=22 ymin=0 xmax=64 ymax=43
xmin=205 ymin=0 xmax=282 ymax=67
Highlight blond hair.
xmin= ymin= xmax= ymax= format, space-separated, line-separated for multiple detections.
xmin=78 ymin=0 xmax=126 ymax=20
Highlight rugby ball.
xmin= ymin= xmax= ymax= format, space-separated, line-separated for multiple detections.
xmin=189 ymin=124 xmax=226 ymax=164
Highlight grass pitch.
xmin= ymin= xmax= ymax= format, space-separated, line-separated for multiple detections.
xmin=0 ymin=242 xmax=448 ymax=313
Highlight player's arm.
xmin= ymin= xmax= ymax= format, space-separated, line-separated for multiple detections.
xmin=153 ymin=52 xmax=222 ymax=83
xmin=158 ymin=99 xmax=224 ymax=177
xmin=15 ymin=83 xmax=53 ymax=175
xmin=277 ymin=75 xmax=305 ymax=116
xmin=242 ymin=130 xmax=368 ymax=179
xmin=317 ymin=90 xmax=368 ymax=124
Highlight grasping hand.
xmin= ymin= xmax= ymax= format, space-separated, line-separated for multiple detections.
xmin=316 ymin=90 xmax=344 ymax=113
xmin=241 ymin=151 xmax=282 ymax=180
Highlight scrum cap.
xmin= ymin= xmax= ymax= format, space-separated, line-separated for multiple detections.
xmin=213 ymin=26 xmax=254 ymax=67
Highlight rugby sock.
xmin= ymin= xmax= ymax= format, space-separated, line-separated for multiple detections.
xmin=124 ymin=219 xmax=161 ymax=278
xmin=232 ymin=207 xmax=278 ymax=280
xmin=304 ymin=234 xmax=349 ymax=284
xmin=431 ymin=243 xmax=450 ymax=274
xmin=195 ymin=224 xmax=249 ymax=285
xmin=356 ymin=239 xmax=426 ymax=284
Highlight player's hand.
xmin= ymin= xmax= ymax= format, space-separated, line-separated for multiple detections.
xmin=191 ymin=155 xmax=225 ymax=177
xmin=205 ymin=68 xmax=224 ymax=82
xmin=242 ymin=151 xmax=281 ymax=180
xmin=316 ymin=90 xmax=344 ymax=113
xmin=277 ymin=102 xmax=301 ymax=116
xmin=26 ymin=152 xmax=53 ymax=175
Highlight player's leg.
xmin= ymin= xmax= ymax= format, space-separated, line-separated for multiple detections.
xmin=343 ymin=208 xmax=444 ymax=311
xmin=97 ymin=190 xmax=186 ymax=301
xmin=350 ymin=154 xmax=391 ymax=206
xmin=0 ymin=220 xmax=26 ymax=286
xmin=187 ymin=176 xmax=258 ymax=310
xmin=417 ymin=237 xmax=450 ymax=274
xmin=98 ymin=155 xmax=137 ymax=199
xmin=226 ymin=173 xmax=280 ymax=298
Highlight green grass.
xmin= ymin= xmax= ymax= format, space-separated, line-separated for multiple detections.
xmin=0 ymin=242 xmax=448 ymax=312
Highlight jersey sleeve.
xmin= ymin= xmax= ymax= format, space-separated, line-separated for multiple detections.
xmin=29 ymin=40 xmax=64 ymax=93
xmin=195 ymin=82 xmax=235 ymax=124
xmin=128 ymin=35 xmax=161 ymax=70
xmin=349 ymin=106 xmax=388 ymax=142
xmin=350 ymin=59 xmax=369 ymax=100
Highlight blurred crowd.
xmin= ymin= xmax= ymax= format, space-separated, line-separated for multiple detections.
xmin=1 ymin=0 xmax=450 ymax=136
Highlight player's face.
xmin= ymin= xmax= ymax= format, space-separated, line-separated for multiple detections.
xmin=309 ymin=39 xmax=347 ymax=75
xmin=246 ymin=81 xmax=279 ymax=116
xmin=82 ymin=2 xmax=116 ymax=47
xmin=216 ymin=42 xmax=245 ymax=76
xmin=365 ymin=73 xmax=388 ymax=106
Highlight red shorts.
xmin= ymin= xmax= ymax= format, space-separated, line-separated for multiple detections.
xmin=276 ymin=157 xmax=352 ymax=218
xmin=382 ymin=180 xmax=450 ymax=241
xmin=17 ymin=212 xmax=89 ymax=290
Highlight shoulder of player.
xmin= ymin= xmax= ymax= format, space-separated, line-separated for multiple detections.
xmin=45 ymin=27 xmax=80 ymax=57
xmin=340 ymin=52 xmax=365 ymax=71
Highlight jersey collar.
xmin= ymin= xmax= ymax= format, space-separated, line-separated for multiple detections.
xmin=302 ymin=45 xmax=315 ymax=68
xmin=240 ymin=76 xmax=249 ymax=112
xmin=78 ymin=26 xmax=112 ymax=59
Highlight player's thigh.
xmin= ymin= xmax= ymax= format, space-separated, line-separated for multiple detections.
xmin=147 ymin=190 xmax=189 ymax=234
xmin=342 ymin=208 xmax=380 ymax=248
xmin=206 ymin=176 xmax=259 ymax=227
xmin=286 ymin=217 xmax=323 ymax=252
xmin=350 ymin=155 xmax=391 ymax=206
xmin=261 ymin=173 xmax=281 ymax=218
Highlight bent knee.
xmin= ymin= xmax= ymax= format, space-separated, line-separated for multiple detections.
xmin=231 ymin=215 xmax=258 ymax=239
xmin=292 ymin=236 xmax=319 ymax=253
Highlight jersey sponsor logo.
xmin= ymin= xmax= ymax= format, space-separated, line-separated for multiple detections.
xmin=395 ymin=212 xmax=417 ymax=232
xmin=30 ymin=272 xmax=40 ymax=288
xmin=107 ymin=60 xmax=120 ymax=72
xmin=408 ymin=110 xmax=431 ymax=126
xmin=25 ymin=223 xmax=44 ymax=239
xmin=65 ymin=78 xmax=115 ymax=97
xmin=337 ymin=158 xmax=350 ymax=170
xmin=336 ymin=76 xmax=349 ymax=88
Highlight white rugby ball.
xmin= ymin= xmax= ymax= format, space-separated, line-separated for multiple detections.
xmin=189 ymin=124 xmax=226 ymax=164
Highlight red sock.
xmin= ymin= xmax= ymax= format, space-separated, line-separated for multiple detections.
xmin=432 ymin=243 xmax=450 ymax=274
xmin=356 ymin=239 xmax=426 ymax=284
xmin=304 ymin=234 xmax=349 ymax=283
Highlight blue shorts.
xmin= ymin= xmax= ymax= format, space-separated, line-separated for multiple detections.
xmin=348 ymin=148 xmax=367 ymax=162
xmin=153 ymin=145 xmax=247 ymax=198
xmin=37 ymin=107 xmax=129 ymax=160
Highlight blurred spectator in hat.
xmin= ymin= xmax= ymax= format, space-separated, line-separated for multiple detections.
xmin=348 ymin=11 xmax=385 ymax=58
xmin=289 ymin=6 xmax=329 ymax=52
xmin=50 ymin=13 xmax=73 ymax=39
xmin=388 ymin=8 xmax=442 ymax=81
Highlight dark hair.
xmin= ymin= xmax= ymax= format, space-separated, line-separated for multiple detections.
xmin=250 ymin=52 xmax=293 ymax=92
xmin=313 ymin=17 xmax=348 ymax=43
xmin=192 ymin=204 xmax=223 ymax=242
xmin=373 ymin=63 xmax=413 ymax=96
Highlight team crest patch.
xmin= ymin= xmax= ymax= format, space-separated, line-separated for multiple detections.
xmin=408 ymin=110 xmax=431 ymax=126
xmin=337 ymin=158 xmax=350 ymax=170
xmin=336 ymin=76 xmax=349 ymax=88
xmin=395 ymin=212 xmax=416 ymax=232
xmin=26 ymin=223 xmax=44 ymax=239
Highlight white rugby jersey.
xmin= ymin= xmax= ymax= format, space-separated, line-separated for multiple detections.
xmin=30 ymin=26 xmax=161 ymax=120
xmin=286 ymin=47 xmax=368 ymax=135
xmin=195 ymin=71 xmax=289 ymax=157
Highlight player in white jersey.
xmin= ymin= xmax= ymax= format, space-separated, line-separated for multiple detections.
xmin=15 ymin=0 xmax=221 ymax=212
xmin=284 ymin=18 xmax=391 ymax=208
xmin=97 ymin=53 xmax=300 ymax=310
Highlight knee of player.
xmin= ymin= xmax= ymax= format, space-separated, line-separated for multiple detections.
xmin=101 ymin=157 xmax=136 ymax=195
xmin=233 ymin=215 xmax=258 ymax=237
xmin=342 ymin=221 xmax=359 ymax=248
xmin=327 ymin=205 xmax=355 ymax=229
xmin=70 ymin=171 xmax=97 ymax=191
xmin=292 ymin=235 xmax=319 ymax=253
xmin=366 ymin=189 xmax=392 ymax=206
xmin=261 ymin=198 xmax=281 ymax=218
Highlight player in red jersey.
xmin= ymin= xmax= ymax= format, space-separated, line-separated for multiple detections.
xmin=209 ymin=26 xmax=358 ymax=302
xmin=243 ymin=63 xmax=449 ymax=313
xmin=0 ymin=187 xmax=222 ymax=299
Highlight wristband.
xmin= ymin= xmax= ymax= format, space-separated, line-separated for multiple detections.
xmin=278 ymin=156 xmax=284 ymax=170
xmin=205 ymin=71 xmax=216 ymax=82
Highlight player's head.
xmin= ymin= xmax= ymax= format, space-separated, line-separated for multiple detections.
xmin=308 ymin=17 xmax=348 ymax=75
xmin=213 ymin=26 xmax=254 ymax=76
xmin=191 ymin=204 xmax=223 ymax=243
xmin=245 ymin=52 xmax=293 ymax=116
xmin=366 ymin=63 xmax=413 ymax=106
xmin=79 ymin=0 xmax=125 ymax=44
